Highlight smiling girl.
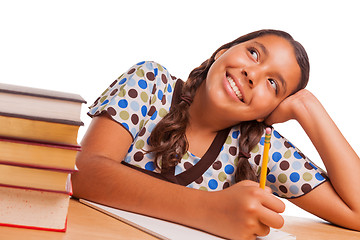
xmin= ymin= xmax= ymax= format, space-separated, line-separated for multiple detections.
xmin=72 ymin=29 xmax=360 ymax=240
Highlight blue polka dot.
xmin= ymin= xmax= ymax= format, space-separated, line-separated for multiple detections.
xmin=141 ymin=105 xmax=147 ymax=117
xmin=294 ymin=151 xmax=302 ymax=159
xmin=273 ymin=130 xmax=281 ymax=139
xmin=260 ymin=137 xmax=265 ymax=145
xmin=158 ymin=90 xmax=164 ymax=100
xmin=289 ymin=185 xmax=299 ymax=194
xmin=119 ymin=78 xmax=127 ymax=85
xmin=272 ymin=152 xmax=282 ymax=162
xmin=130 ymin=101 xmax=140 ymax=111
xmin=292 ymin=161 xmax=302 ymax=170
xmin=124 ymin=156 xmax=131 ymax=163
xmin=232 ymin=130 xmax=240 ymax=139
xmin=121 ymin=122 xmax=129 ymax=130
xmin=148 ymin=122 xmax=157 ymax=133
xmin=137 ymin=61 xmax=145 ymax=65
xmin=145 ymin=61 xmax=153 ymax=69
xmin=101 ymin=99 xmax=109 ymax=106
xmin=315 ymin=172 xmax=325 ymax=181
xmin=109 ymin=97 xmax=117 ymax=105
xmin=220 ymin=153 xmax=229 ymax=162
xmin=138 ymin=80 xmax=147 ymax=89
xmin=204 ymin=168 xmax=213 ymax=177
xmin=167 ymin=84 xmax=172 ymax=93
xmin=127 ymin=144 xmax=133 ymax=153
xmin=145 ymin=161 xmax=155 ymax=171
xmin=127 ymin=77 xmax=136 ymax=87
xmin=118 ymin=99 xmax=128 ymax=108
xmin=150 ymin=110 xmax=158 ymax=120
xmin=270 ymin=164 xmax=277 ymax=172
xmin=290 ymin=172 xmax=300 ymax=182
xmin=267 ymin=174 xmax=276 ymax=183
xmin=224 ymin=165 xmax=234 ymax=174
xmin=175 ymin=165 xmax=182 ymax=175
xmin=208 ymin=179 xmax=218 ymax=190
xmin=273 ymin=140 xmax=282 ymax=149
xmin=154 ymin=68 xmax=158 ymax=77
xmin=130 ymin=128 xmax=136 ymax=137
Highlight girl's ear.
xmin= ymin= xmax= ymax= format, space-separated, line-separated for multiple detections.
xmin=214 ymin=48 xmax=228 ymax=60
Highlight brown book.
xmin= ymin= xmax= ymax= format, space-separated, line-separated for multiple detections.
xmin=0 ymin=164 xmax=73 ymax=193
xmin=0 ymin=183 xmax=71 ymax=232
xmin=0 ymin=83 xmax=86 ymax=145
xmin=0 ymin=136 xmax=80 ymax=171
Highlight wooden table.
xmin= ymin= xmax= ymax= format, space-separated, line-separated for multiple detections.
xmin=1 ymin=198 xmax=360 ymax=240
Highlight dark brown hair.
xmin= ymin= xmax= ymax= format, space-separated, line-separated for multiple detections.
xmin=148 ymin=29 xmax=310 ymax=182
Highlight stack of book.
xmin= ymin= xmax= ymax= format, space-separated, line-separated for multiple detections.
xmin=0 ymin=83 xmax=86 ymax=232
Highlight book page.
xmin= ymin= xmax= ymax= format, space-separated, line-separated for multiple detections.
xmin=79 ymin=199 xmax=296 ymax=240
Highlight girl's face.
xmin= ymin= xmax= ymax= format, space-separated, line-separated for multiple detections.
xmin=204 ymin=34 xmax=302 ymax=124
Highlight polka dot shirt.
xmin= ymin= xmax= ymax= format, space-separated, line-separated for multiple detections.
xmin=88 ymin=61 xmax=327 ymax=199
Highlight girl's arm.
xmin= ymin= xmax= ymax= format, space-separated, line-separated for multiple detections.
xmin=71 ymin=113 xmax=285 ymax=240
xmin=266 ymin=89 xmax=360 ymax=230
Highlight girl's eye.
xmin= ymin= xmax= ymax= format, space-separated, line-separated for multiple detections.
xmin=249 ymin=49 xmax=259 ymax=61
xmin=268 ymin=78 xmax=278 ymax=93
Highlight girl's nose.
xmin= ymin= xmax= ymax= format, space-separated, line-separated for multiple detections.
xmin=242 ymin=69 xmax=254 ymax=88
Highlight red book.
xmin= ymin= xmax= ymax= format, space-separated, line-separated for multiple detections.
xmin=0 ymin=180 xmax=72 ymax=232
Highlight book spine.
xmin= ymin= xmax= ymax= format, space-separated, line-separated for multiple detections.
xmin=0 ymin=112 xmax=84 ymax=126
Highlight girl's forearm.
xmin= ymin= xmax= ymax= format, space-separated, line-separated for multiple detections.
xmin=293 ymin=93 xmax=360 ymax=212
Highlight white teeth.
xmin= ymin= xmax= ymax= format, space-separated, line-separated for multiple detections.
xmin=227 ymin=76 xmax=243 ymax=101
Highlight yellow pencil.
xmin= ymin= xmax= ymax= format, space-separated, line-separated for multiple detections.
xmin=259 ymin=127 xmax=272 ymax=189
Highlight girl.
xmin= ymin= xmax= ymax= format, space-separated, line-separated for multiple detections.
xmin=72 ymin=29 xmax=360 ymax=240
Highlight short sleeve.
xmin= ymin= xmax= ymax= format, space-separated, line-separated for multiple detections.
xmin=88 ymin=61 xmax=175 ymax=139
xmin=249 ymin=129 xmax=328 ymax=199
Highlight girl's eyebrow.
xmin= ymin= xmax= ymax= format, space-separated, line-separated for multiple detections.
xmin=253 ymin=41 xmax=268 ymax=56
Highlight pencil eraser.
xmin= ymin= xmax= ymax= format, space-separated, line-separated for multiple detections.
xmin=265 ymin=127 xmax=271 ymax=134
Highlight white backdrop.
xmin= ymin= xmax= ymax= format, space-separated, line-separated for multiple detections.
xmin=1 ymin=0 xmax=359 ymax=219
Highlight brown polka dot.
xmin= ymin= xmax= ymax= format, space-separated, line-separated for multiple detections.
xmin=301 ymin=183 xmax=312 ymax=194
xmin=110 ymin=80 xmax=118 ymax=88
xmin=280 ymin=161 xmax=290 ymax=170
xmin=304 ymin=162 xmax=313 ymax=170
xmin=146 ymin=72 xmax=155 ymax=81
xmin=131 ymin=114 xmax=139 ymax=125
xmin=128 ymin=89 xmax=138 ymax=98
xmin=229 ymin=146 xmax=237 ymax=156
xmin=161 ymin=96 xmax=166 ymax=105
xmin=254 ymin=154 xmax=261 ymax=165
xmin=299 ymin=152 xmax=306 ymax=159
xmin=284 ymin=141 xmax=292 ymax=148
xmin=148 ymin=106 xmax=156 ymax=116
xmin=152 ymin=84 xmax=157 ymax=94
xmin=93 ymin=97 xmax=100 ymax=106
xmin=138 ymin=127 xmax=146 ymax=137
xmin=212 ymin=161 xmax=222 ymax=170
xmin=161 ymin=74 xmax=168 ymax=84
xmin=195 ymin=176 xmax=203 ymax=184
xmin=128 ymin=68 xmax=135 ymax=74
xmin=171 ymin=75 xmax=177 ymax=80
xmin=110 ymin=89 xmax=118 ymax=96
xmin=134 ymin=151 xmax=144 ymax=162
xmin=223 ymin=182 xmax=230 ymax=189
xmin=184 ymin=162 xmax=193 ymax=170
xmin=107 ymin=107 xmax=116 ymax=116
xmin=279 ymin=185 xmax=288 ymax=193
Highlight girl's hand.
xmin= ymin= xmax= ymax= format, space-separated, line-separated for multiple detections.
xmin=265 ymin=89 xmax=316 ymax=126
xmin=210 ymin=180 xmax=285 ymax=240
